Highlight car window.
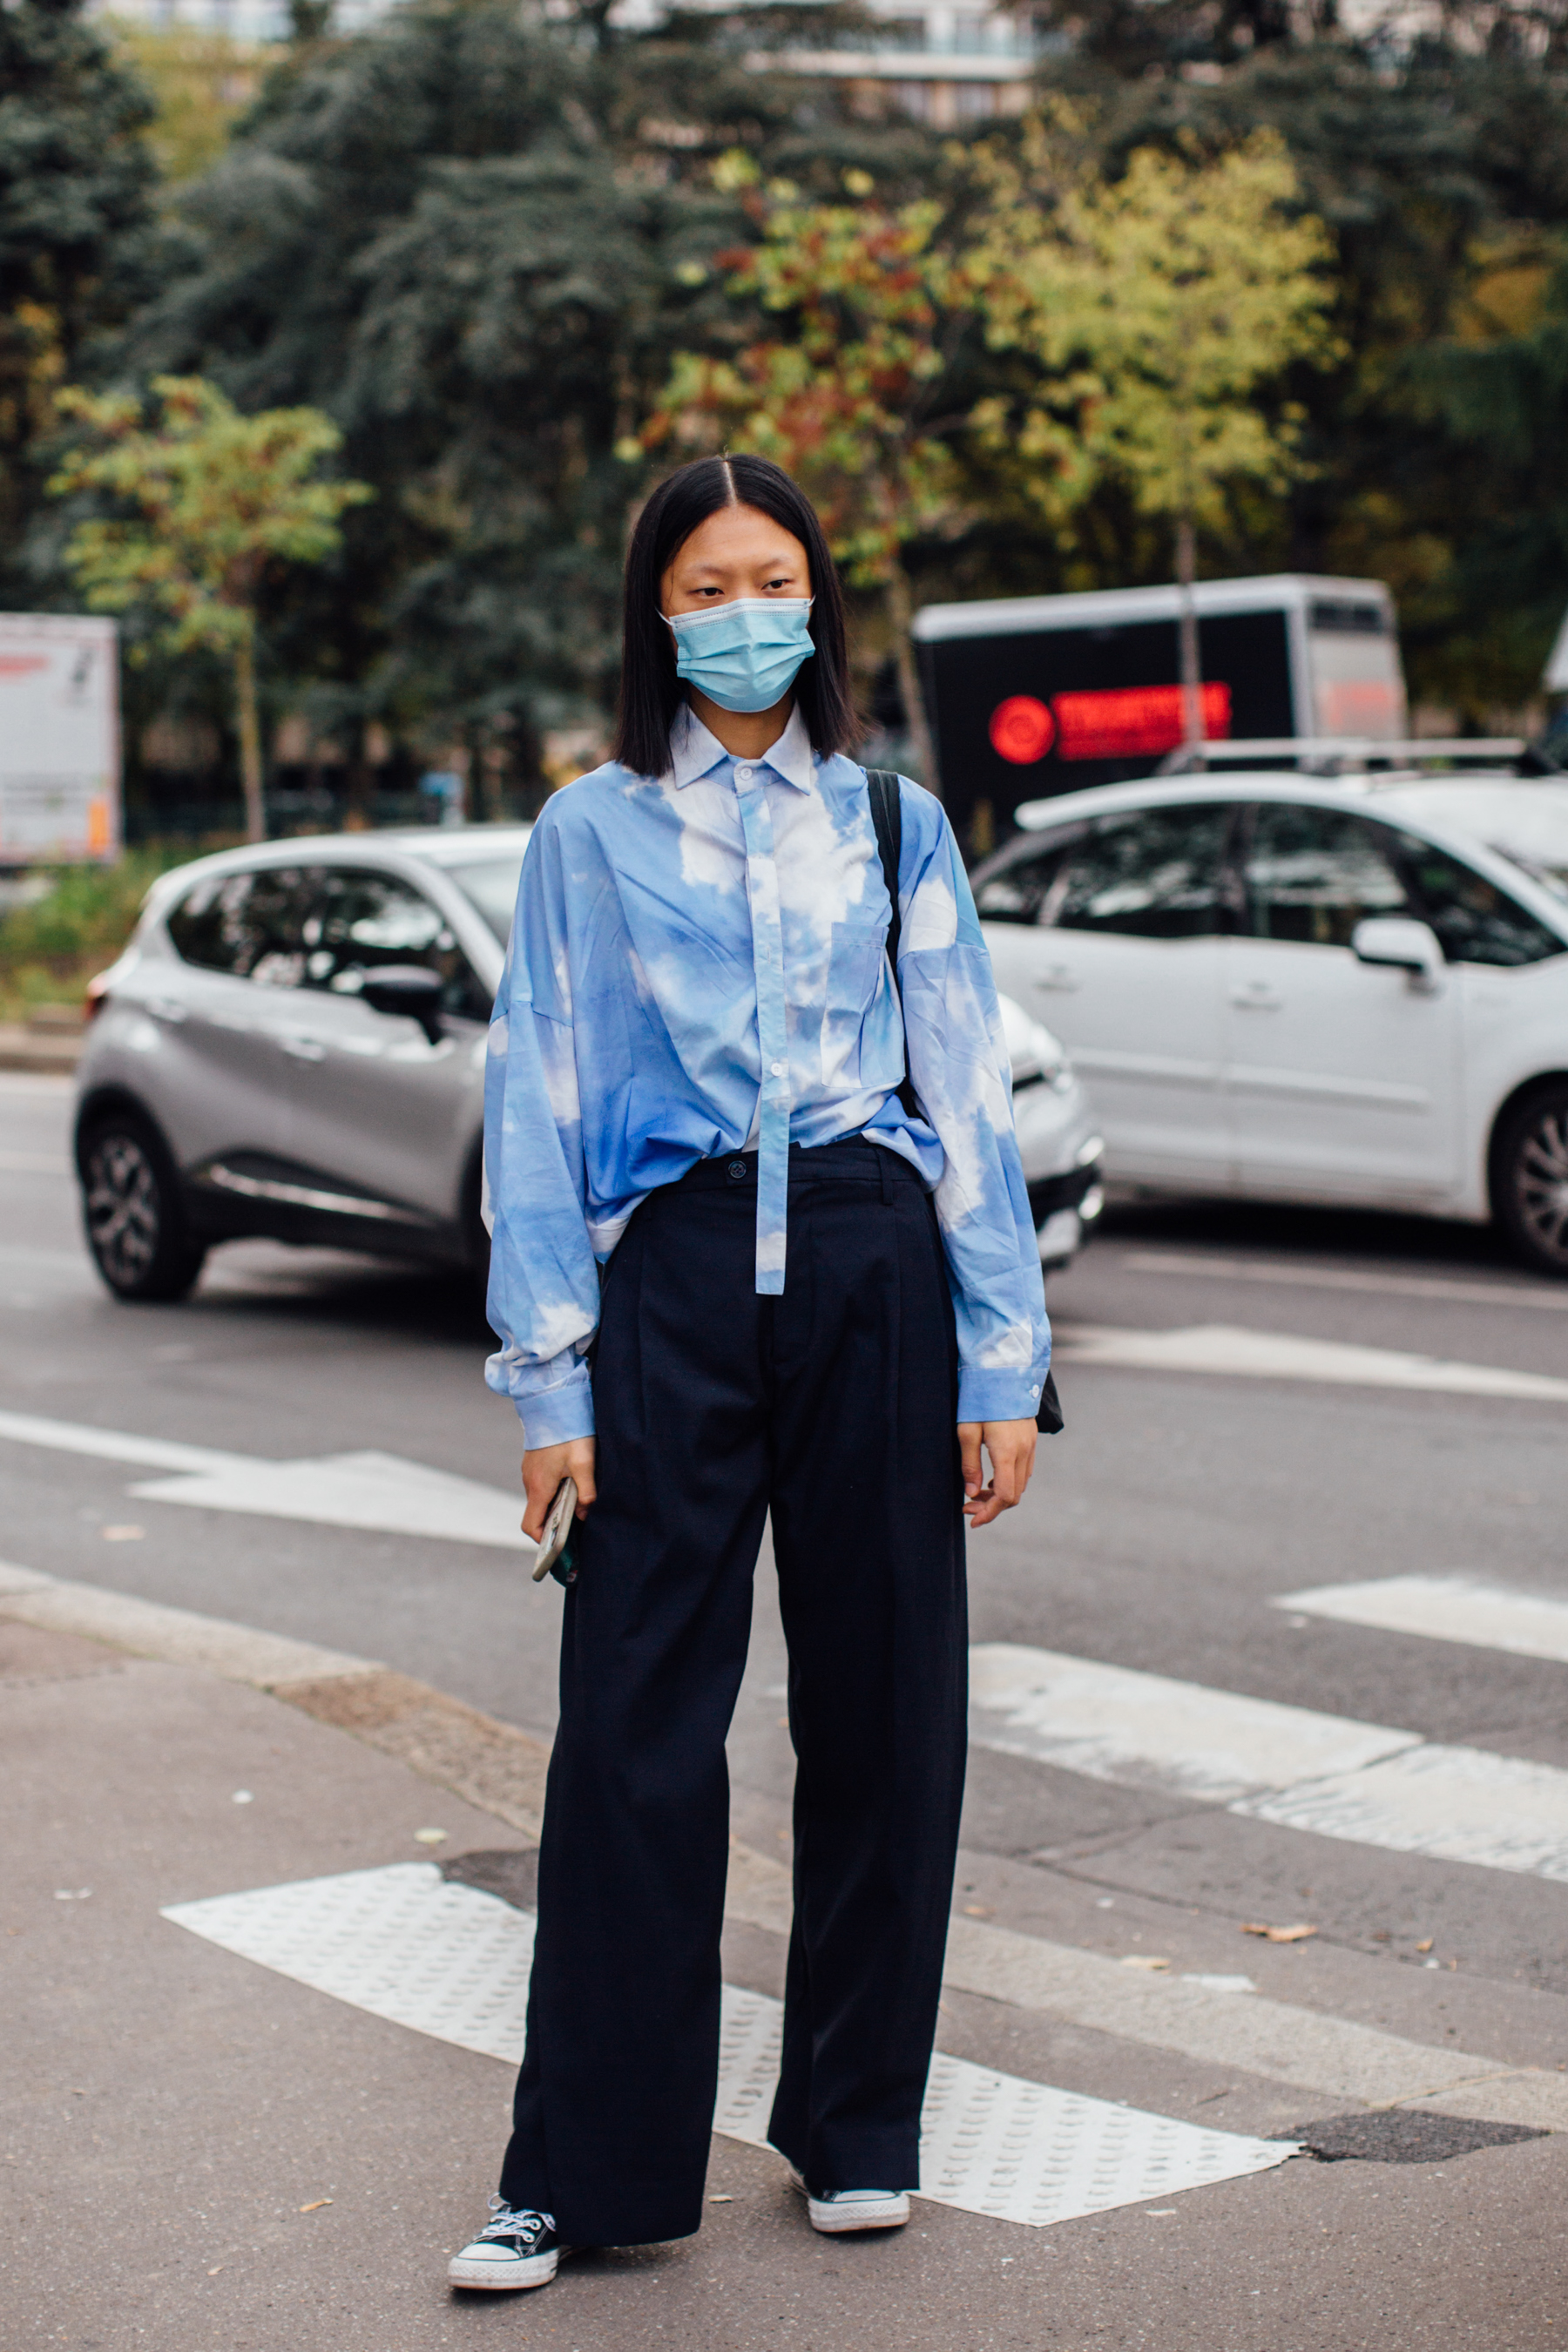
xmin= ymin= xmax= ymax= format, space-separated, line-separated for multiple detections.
xmin=1045 ymin=804 xmax=1236 ymax=939
xmin=446 ymin=854 xmax=527 ymax=947
xmin=166 ymin=866 xmax=311 ymax=985
xmin=1394 ymin=833 xmax=1565 ymax=968
xmin=973 ymin=832 xmax=1078 ymax=924
xmin=299 ymin=868 xmax=492 ymax=1022
xmin=1245 ymin=805 xmax=1411 ymax=947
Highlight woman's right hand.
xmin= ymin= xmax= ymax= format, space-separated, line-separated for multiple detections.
xmin=520 ymin=1437 xmax=598 ymax=1542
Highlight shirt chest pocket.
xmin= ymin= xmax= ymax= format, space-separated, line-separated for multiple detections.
xmin=825 ymin=920 xmax=889 ymax=1018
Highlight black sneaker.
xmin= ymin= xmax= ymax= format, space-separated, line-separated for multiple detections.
xmin=448 ymin=2197 xmax=574 ymax=2290
xmin=788 ymin=2168 xmax=909 ymax=2234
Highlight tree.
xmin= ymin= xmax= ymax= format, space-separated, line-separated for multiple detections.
xmin=969 ymin=120 xmax=1338 ymax=751
xmin=644 ymin=165 xmax=966 ymax=781
xmin=51 ymin=375 xmax=372 ymax=841
xmin=0 ymin=0 xmax=159 ymax=592
xmin=121 ymin=0 xmax=943 ymax=798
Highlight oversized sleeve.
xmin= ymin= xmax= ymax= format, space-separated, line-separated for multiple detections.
xmin=896 ymin=787 xmax=1051 ymax=1424
xmin=482 ymin=817 xmax=602 ymax=1446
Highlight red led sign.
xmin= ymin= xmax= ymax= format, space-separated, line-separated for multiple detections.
xmin=988 ymin=695 xmax=1057 ymax=765
xmin=1053 ymin=682 xmax=1232 ymax=761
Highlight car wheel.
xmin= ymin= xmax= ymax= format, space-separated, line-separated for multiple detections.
xmin=1493 ymin=1084 xmax=1568 ymax=1279
xmin=80 ymin=1115 xmax=207 ymax=1302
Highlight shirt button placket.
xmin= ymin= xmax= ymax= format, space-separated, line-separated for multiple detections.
xmin=733 ymin=767 xmax=789 ymax=1295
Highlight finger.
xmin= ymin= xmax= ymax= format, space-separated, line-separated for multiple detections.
xmin=572 ymin=1452 xmax=598 ymax=1513
xmin=967 ymin=1488 xmax=1003 ymax=1529
xmin=957 ymin=1423 xmax=984 ymax=1497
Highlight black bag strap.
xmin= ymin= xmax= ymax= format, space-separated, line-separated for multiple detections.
xmin=865 ymin=767 xmax=919 ymax=1120
xmin=865 ymin=764 xmax=1064 ymax=1439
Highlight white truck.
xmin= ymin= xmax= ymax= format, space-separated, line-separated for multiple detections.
xmin=0 ymin=613 xmax=120 ymax=866
xmin=912 ymin=572 xmax=1408 ymax=851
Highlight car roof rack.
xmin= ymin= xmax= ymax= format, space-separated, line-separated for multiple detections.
xmin=1155 ymin=736 xmax=1558 ymax=775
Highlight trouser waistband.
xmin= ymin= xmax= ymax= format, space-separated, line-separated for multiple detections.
xmin=672 ymin=1138 xmax=915 ymax=1191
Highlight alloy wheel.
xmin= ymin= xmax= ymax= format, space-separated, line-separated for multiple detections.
xmin=1511 ymin=1100 xmax=1568 ymax=1272
xmin=84 ymin=1131 xmax=163 ymax=1289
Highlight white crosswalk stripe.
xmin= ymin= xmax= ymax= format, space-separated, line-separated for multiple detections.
xmin=1279 ymin=1575 xmax=1568 ymax=1665
xmin=970 ymin=1643 xmax=1568 ymax=1885
xmin=1056 ymin=1321 xmax=1568 ymax=1402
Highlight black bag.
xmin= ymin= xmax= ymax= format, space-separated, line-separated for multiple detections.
xmin=865 ymin=767 xmax=1064 ymax=1438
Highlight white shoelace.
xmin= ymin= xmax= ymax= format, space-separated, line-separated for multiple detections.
xmin=477 ymin=2195 xmax=556 ymax=2242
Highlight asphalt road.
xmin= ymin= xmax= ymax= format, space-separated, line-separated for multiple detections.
xmin=7 ymin=1067 xmax=1568 ymax=2342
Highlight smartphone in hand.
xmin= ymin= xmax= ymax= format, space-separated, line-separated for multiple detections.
xmin=530 ymin=1475 xmax=580 ymax=1586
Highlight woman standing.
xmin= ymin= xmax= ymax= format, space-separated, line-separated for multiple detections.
xmin=449 ymin=453 xmax=1050 ymax=2294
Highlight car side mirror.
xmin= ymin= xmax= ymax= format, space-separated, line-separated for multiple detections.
xmin=360 ymin=964 xmax=446 ymax=1042
xmin=1350 ymin=916 xmax=1444 ymax=993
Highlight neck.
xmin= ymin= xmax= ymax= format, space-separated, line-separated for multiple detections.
xmin=686 ymin=688 xmax=794 ymax=760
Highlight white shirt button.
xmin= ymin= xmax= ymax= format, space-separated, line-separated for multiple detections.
xmin=770 ymin=1060 xmax=785 ymax=1077
xmin=736 ymin=765 xmax=753 ymax=782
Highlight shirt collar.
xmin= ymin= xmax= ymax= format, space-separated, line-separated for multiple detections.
xmin=668 ymin=700 xmax=817 ymax=794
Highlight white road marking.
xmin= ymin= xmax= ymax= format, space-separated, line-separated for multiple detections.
xmin=1236 ymin=1745 xmax=1568 ymax=1881
xmin=1055 ymin=1321 xmax=1568 ymax=1403
xmin=970 ymin=1642 xmax=1568 ymax=1888
xmin=1279 ymin=1576 xmax=1568 ymax=1665
xmin=0 ymin=1406 xmax=526 ymax=1551
xmin=15 ymin=1557 xmax=1565 ymax=2133
xmin=131 ymin=1448 xmax=524 ymax=1551
xmin=164 ymin=1863 xmax=1297 ymax=2227
xmin=1119 ymin=1251 xmax=1568 ymax=1314
xmin=969 ymin=1644 xmax=1414 ymax=1803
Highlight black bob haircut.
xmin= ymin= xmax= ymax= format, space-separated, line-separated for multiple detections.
xmin=612 ymin=454 xmax=859 ymax=779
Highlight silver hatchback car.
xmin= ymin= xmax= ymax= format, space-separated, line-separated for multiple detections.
xmin=74 ymin=822 xmax=1102 ymax=1301
xmin=74 ymin=827 xmax=531 ymax=1299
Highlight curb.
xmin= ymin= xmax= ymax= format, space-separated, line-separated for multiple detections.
xmin=0 ymin=1027 xmax=80 ymax=1076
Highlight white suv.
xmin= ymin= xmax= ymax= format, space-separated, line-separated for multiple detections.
xmin=970 ymin=755 xmax=1568 ymax=1275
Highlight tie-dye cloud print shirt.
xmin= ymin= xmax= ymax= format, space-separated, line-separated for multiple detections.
xmin=483 ymin=701 xmax=1051 ymax=1446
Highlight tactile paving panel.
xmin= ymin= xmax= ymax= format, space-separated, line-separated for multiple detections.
xmin=165 ymin=1863 xmax=1294 ymax=2227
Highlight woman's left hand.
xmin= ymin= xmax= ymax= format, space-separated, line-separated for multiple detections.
xmin=957 ymin=1420 xmax=1037 ymax=1527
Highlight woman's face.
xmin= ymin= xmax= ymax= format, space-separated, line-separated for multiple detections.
xmin=659 ymin=502 xmax=811 ymax=615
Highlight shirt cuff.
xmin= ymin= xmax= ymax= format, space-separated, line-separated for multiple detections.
xmin=510 ymin=1373 xmax=596 ymax=1449
xmin=956 ymin=1366 xmax=1049 ymax=1425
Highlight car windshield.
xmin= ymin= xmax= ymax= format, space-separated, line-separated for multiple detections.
xmin=446 ymin=854 xmax=526 ymax=944
xmin=1382 ymin=783 xmax=1568 ymax=909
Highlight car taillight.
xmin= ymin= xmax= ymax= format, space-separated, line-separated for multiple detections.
xmin=84 ymin=971 xmax=112 ymax=1024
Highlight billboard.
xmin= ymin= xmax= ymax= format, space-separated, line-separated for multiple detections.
xmin=0 ymin=614 xmax=121 ymax=865
xmin=912 ymin=575 xmax=1405 ymax=848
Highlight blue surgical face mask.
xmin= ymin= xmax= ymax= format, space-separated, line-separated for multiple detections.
xmin=662 ymin=596 xmax=815 ymax=714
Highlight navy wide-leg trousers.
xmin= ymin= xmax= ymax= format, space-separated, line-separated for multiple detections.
xmin=497 ymin=1139 xmax=969 ymax=2247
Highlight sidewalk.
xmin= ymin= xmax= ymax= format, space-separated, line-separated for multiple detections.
xmin=5 ymin=1571 xmax=1568 ymax=2350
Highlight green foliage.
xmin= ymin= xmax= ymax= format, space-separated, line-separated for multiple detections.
xmin=0 ymin=0 xmax=159 ymax=590
xmin=51 ymin=374 xmax=371 ymax=654
xmin=119 ymin=0 xmax=939 ymax=780
xmin=968 ymin=122 xmax=1339 ymax=542
xmin=648 ymin=174 xmax=956 ymax=585
xmin=0 ymin=845 xmax=197 ymax=1020
xmin=51 ymin=375 xmax=372 ymax=837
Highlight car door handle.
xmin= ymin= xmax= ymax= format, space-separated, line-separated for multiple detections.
xmin=145 ymin=995 xmax=188 ymax=1024
xmin=1034 ymin=964 xmax=1081 ymax=993
xmin=278 ymin=1033 xmax=328 ymax=1063
xmin=1229 ymin=984 xmax=1283 ymax=1010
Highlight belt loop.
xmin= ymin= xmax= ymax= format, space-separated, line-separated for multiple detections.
xmin=878 ymin=1146 xmax=894 ymax=1206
